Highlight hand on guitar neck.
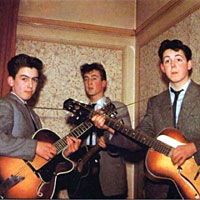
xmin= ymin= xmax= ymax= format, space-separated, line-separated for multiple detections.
xmin=64 ymin=137 xmax=82 ymax=157
xmin=92 ymin=114 xmax=115 ymax=134
xmin=36 ymin=136 xmax=81 ymax=160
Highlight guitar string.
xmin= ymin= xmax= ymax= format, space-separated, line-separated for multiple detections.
xmin=33 ymin=96 xmax=149 ymax=111
xmin=7 ymin=105 xmax=115 ymax=183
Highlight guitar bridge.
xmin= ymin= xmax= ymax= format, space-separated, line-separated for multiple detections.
xmin=0 ymin=175 xmax=25 ymax=195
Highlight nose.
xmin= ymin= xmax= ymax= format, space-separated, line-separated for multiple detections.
xmin=88 ymin=78 xmax=93 ymax=85
xmin=28 ymin=79 xmax=33 ymax=88
xmin=171 ymin=60 xmax=175 ymax=68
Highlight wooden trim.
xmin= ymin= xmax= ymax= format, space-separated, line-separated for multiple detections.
xmin=18 ymin=16 xmax=135 ymax=37
xmin=136 ymin=0 xmax=200 ymax=47
xmin=17 ymin=33 xmax=125 ymax=51
xmin=136 ymin=0 xmax=180 ymax=34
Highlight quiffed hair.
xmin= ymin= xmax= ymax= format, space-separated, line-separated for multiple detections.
xmin=80 ymin=62 xmax=107 ymax=81
xmin=158 ymin=39 xmax=192 ymax=63
xmin=7 ymin=54 xmax=43 ymax=78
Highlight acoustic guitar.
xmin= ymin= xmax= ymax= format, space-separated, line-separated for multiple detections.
xmin=66 ymin=98 xmax=200 ymax=200
xmin=0 ymin=98 xmax=116 ymax=199
xmin=0 ymin=119 xmax=93 ymax=199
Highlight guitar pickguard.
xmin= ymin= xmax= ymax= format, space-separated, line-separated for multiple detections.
xmin=38 ymin=154 xmax=73 ymax=183
xmin=157 ymin=134 xmax=185 ymax=148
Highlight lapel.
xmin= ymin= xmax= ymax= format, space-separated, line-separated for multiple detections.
xmin=178 ymin=80 xmax=200 ymax=126
xmin=8 ymin=93 xmax=38 ymax=130
xmin=159 ymin=90 xmax=174 ymax=127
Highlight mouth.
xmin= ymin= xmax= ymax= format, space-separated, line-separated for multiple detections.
xmin=171 ymin=72 xmax=178 ymax=75
xmin=25 ymin=91 xmax=32 ymax=95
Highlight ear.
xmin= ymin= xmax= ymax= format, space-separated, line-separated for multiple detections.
xmin=160 ymin=63 xmax=166 ymax=73
xmin=7 ymin=76 xmax=14 ymax=87
xmin=187 ymin=60 xmax=193 ymax=70
xmin=102 ymin=80 xmax=107 ymax=90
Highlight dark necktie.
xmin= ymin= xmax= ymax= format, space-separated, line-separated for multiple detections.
xmin=24 ymin=103 xmax=37 ymax=131
xmin=170 ymin=87 xmax=183 ymax=128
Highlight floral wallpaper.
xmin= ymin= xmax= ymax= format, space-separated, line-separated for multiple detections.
xmin=139 ymin=7 xmax=200 ymax=121
xmin=16 ymin=39 xmax=123 ymax=137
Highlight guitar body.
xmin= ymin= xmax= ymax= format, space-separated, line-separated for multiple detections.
xmin=146 ymin=128 xmax=200 ymax=199
xmin=67 ymin=145 xmax=100 ymax=198
xmin=0 ymin=129 xmax=74 ymax=199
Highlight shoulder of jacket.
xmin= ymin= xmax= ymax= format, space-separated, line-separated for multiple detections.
xmin=149 ymin=89 xmax=168 ymax=102
xmin=111 ymin=101 xmax=125 ymax=107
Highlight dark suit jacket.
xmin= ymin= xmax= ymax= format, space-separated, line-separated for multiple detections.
xmin=91 ymin=98 xmax=137 ymax=196
xmin=0 ymin=93 xmax=42 ymax=161
xmin=136 ymin=80 xmax=200 ymax=165
xmin=136 ymin=80 xmax=200 ymax=198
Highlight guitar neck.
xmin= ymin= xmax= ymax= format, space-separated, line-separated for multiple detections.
xmin=81 ymin=144 xmax=101 ymax=165
xmin=54 ymin=119 xmax=93 ymax=154
xmin=105 ymin=117 xmax=172 ymax=156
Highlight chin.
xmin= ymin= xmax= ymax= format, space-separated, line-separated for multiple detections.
xmin=23 ymin=95 xmax=32 ymax=101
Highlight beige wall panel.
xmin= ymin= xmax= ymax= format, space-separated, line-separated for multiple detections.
xmin=19 ymin=0 xmax=136 ymax=29
xmin=136 ymin=0 xmax=171 ymax=28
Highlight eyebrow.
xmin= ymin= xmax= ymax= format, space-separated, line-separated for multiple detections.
xmin=163 ymin=54 xmax=184 ymax=59
xmin=19 ymin=74 xmax=39 ymax=79
xmin=84 ymin=74 xmax=98 ymax=78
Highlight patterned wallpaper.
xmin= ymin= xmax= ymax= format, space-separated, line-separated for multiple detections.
xmin=16 ymin=39 xmax=123 ymax=137
xmin=139 ymin=7 xmax=200 ymax=120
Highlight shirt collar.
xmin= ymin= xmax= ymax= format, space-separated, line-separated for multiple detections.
xmin=169 ymin=79 xmax=191 ymax=93
xmin=90 ymin=96 xmax=107 ymax=110
xmin=11 ymin=92 xmax=27 ymax=104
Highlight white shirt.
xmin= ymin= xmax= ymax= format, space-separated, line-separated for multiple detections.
xmin=169 ymin=79 xmax=191 ymax=125
xmin=86 ymin=97 xmax=107 ymax=145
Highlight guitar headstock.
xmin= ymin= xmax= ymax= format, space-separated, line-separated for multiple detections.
xmin=63 ymin=98 xmax=92 ymax=118
xmin=63 ymin=98 xmax=117 ymax=119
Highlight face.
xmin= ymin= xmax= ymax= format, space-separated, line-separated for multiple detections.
xmin=8 ymin=67 xmax=39 ymax=101
xmin=160 ymin=49 xmax=192 ymax=89
xmin=83 ymin=69 xmax=107 ymax=102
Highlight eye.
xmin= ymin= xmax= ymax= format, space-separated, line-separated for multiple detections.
xmin=83 ymin=78 xmax=88 ymax=82
xmin=177 ymin=58 xmax=183 ymax=62
xmin=164 ymin=59 xmax=170 ymax=64
xmin=32 ymin=77 xmax=39 ymax=83
xmin=21 ymin=77 xmax=28 ymax=81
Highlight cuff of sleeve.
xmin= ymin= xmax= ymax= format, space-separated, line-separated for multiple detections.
xmin=28 ymin=139 xmax=37 ymax=161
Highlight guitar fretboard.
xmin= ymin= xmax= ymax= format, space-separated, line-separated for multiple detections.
xmin=54 ymin=119 xmax=93 ymax=154
xmin=105 ymin=117 xmax=172 ymax=156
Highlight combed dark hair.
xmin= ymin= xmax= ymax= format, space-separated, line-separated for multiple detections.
xmin=158 ymin=39 xmax=192 ymax=63
xmin=80 ymin=62 xmax=107 ymax=81
xmin=7 ymin=54 xmax=43 ymax=78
